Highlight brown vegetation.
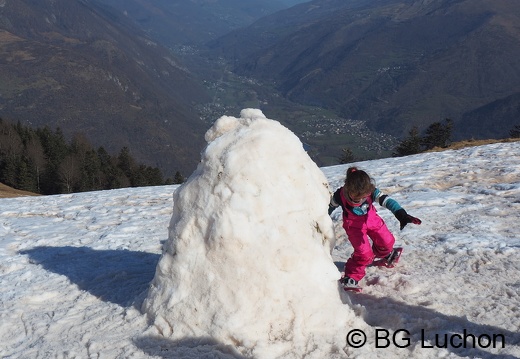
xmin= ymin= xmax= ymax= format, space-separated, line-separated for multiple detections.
xmin=426 ymin=138 xmax=520 ymax=152
xmin=0 ymin=182 xmax=39 ymax=199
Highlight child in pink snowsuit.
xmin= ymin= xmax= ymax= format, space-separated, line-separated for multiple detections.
xmin=328 ymin=167 xmax=421 ymax=291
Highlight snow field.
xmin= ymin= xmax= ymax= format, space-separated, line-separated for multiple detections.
xmin=0 ymin=111 xmax=519 ymax=358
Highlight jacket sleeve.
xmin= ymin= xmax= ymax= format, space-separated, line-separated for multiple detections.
xmin=328 ymin=188 xmax=342 ymax=215
xmin=372 ymin=188 xmax=403 ymax=214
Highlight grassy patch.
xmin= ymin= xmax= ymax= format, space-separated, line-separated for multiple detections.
xmin=0 ymin=183 xmax=40 ymax=198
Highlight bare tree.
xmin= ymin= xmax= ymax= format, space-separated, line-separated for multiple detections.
xmin=59 ymin=154 xmax=80 ymax=193
xmin=25 ymin=136 xmax=46 ymax=193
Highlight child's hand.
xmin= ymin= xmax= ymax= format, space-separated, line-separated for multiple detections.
xmin=395 ymin=209 xmax=422 ymax=230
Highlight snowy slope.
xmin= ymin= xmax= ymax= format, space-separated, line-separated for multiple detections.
xmin=1 ymin=135 xmax=519 ymax=358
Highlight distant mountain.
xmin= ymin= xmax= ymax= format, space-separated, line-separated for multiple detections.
xmin=208 ymin=0 xmax=520 ymax=139
xmin=0 ymin=0 xmax=210 ymax=176
xmin=459 ymin=92 xmax=520 ymax=140
xmin=282 ymin=0 xmax=311 ymax=6
xmin=97 ymin=0 xmax=297 ymax=47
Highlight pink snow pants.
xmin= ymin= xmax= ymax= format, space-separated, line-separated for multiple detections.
xmin=343 ymin=208 xmax=395 ymax=281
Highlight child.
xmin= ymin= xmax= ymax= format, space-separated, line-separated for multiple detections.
xmin=328 ymin=167 xmax=421 ymax=291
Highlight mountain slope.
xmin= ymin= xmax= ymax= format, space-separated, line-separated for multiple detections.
xmin=97 ymin=0 xmax=295 ymax=47
xmin=208 ymin=0 xmax=520 ymax=138
xmin=0 ymin=0 xmax=210 ymax=176
xmin=459 ymin=92 xmax=520 ymax=139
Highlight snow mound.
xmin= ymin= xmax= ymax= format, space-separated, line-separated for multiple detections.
xmin=142 ymin=109 xmax=367 ymax=358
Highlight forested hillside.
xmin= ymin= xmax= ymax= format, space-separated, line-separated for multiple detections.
xmin=0 ymin=119 xmax=181 ymax=195
xmin=0 ymin=0 xmax=209 ymax=177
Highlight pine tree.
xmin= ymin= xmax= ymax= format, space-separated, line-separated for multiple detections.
xmin=17 ymin=156 xmax=37 ymax=192
xmin=393 ymin=126 xmax=422 ymax=157
xmin=510 ymin=124 xmax=520 ymax=138
xmin=338 ymin=147 xmax=355 ymax=164
xmin=0 ymin=121 xmax=23 ymax=187
xmin=37 ymin=126 xmax=70 ymax=194
xmin=173 ymin=171 xmax=185 ymax=184
xmin=117 ymin=147 xmax=136 ymax=179
xmin=1 ymin=156 xmax=19 ymax=188
xmin=421 ymin=119 xmax=453 ymax=150
xmin=82 ymin=149 xmax=104 ymax=191
xmin=143 ymin=166 xmax=164 ymax=186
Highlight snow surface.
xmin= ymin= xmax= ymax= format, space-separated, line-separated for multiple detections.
xmin=1 ymin=110 xmax=519 ymax=359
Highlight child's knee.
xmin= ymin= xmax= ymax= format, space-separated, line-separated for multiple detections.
xmin=351 ymin=250 xmax=375 ymax=266
xmin=372 ymin=244 xmax=392 ymax=257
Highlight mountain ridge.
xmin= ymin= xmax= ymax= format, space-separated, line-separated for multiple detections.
xmin=208 ymin=0 xmax=520 ymax=138
xmin=97 ymin=0 xmax=303 ymax=47
xmin=2 ymin=0 xmax=519 ymax=177
xmin=0 ymin=0 xmax=210 ymax=176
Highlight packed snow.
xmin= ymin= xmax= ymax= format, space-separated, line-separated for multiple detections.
xmin=1 ymin=110 xmax=519 ymax=359
xmin=142 ymin=110 xmax=366 ymax=358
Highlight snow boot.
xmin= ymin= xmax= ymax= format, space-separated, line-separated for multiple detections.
xmin=372 ymin=247 xmax=403 ymax=268
xmin=340 ymin=276 xmax=362 ymax=292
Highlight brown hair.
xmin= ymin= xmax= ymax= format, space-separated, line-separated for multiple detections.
xmin=342 ymin=167 xmax=375 ymax=198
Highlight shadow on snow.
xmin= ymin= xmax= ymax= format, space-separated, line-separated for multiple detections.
xmin=133 ymin=335 xmax=248 ymax=359
xmin=22 ymin=250 xmax=518 ymax=357
xmin=20 ymin=246 xmax=251 ymax=357
xmin=334 ymin=263 xmax=520 ymax=359
xmin=19 ymin=246 xmax=160 ymax=308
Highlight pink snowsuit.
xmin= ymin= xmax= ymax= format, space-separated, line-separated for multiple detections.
xmin=337 ymin=189 xmax=395 ymax=281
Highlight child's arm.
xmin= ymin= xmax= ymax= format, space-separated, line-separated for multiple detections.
xmin=328 ymin=188 xmax=342 ymax=215
xmin=394 ymin=209 xmax=422 ymax=230
xmin=373 ymin=188 xmax=403 ymax=213
xmin=373 ymin=189 xmax=422 ymax=230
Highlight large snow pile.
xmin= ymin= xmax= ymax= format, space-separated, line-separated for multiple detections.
xmin=142 ymin=109 xmax=369 ymax=358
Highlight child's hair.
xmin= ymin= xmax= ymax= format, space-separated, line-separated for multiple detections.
xmin=343 ymin=167 xmax=375 ymax=197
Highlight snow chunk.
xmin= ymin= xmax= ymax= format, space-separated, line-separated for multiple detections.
xmin=142 ymin=110 xmax=364 ymax=358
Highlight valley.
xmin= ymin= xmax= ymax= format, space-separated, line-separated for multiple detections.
xmin=2 ymin=0 xmax=519 ymax=181
xmin=188 ymin=52 xmax=398 ymax=166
